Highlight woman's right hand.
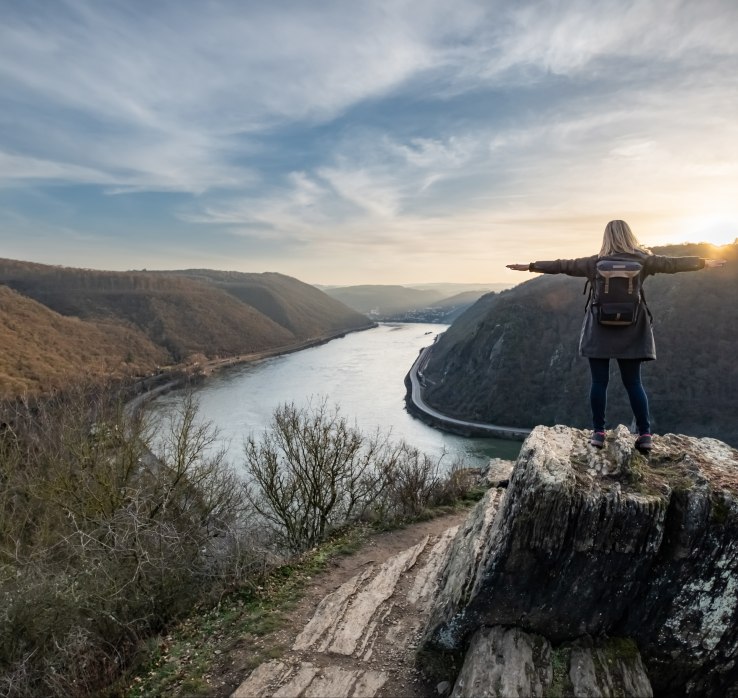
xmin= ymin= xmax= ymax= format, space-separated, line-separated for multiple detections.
xmin=704 ymin=259 xmax=727 ymax=268
xmin=506 ymin=264 xmax=529 ymax=271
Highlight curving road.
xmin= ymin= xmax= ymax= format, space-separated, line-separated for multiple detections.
xmin=406 ymin=345 xmax=531 ymax=441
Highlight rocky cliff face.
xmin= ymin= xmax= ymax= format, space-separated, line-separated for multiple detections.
xmin=422 ymin=425 xmax=738 ymax=697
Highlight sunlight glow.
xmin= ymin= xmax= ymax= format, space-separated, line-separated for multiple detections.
xmin=683 ymin=215 xmax=738 ymax=247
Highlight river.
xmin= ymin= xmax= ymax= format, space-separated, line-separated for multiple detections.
xmin=149 ymin=323 xmax=522 ymax=469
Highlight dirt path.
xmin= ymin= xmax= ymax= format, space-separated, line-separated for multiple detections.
xmin=222 ymin=510 xmax=477 ymax=698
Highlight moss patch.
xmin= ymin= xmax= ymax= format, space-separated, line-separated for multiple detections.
xmin=710 ymin=493 xmax=733 ymax=524
xmin=623 ymin=452 xmax=698 ymax=499
xmin=602 ymin=636 xmax=639 ymax=663
xmin=545 ymin=645 xmax=573 ymax=698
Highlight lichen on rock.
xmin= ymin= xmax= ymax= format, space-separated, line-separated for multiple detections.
xmin=448 ymin=628 xmax=652 ymax=698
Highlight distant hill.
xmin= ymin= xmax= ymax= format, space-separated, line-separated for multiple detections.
xmin=408 ymin=282 xmax=512 ymax=295
xmin=323 ymin=285 xmax=445 ymax=318
xmin=323 ymin=282 xmax=511 ymax=320
xmin=160 ymin=269 xmax=368 ymax=338
xmin=419 ymin=243 xmax=738 ymax=445
xmin=0 ymin=259 xmax=371 ymax=397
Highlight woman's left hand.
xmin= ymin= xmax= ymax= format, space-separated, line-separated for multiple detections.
xmin=705 ymin=259 xmax=727 ymax=268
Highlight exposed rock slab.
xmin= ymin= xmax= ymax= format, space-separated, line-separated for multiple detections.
xmin=232 ymin=661 xmax=386 ymax=698
xmin=232 ymin=501 xmax=507 ymax=698
xmin=450 ymin=626 xmax=551 ymax=698
xmin=423 ymin=425 xmax=738 ymax=696
xmin=568 ymin=641 xmax=653 ymax=698
xmin=483 ymin=458 xmax=515 ymax=487
xmin=450 ymin=627 xmax=652 ymax=698
xmin=407 ymin=526 xmax=459 ymax=607
xmin=327 ymin=538 xmax=428 ymax=657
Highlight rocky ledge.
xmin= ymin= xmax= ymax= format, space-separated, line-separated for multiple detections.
xmin=422 ymin=424 xmax=738 ymax=697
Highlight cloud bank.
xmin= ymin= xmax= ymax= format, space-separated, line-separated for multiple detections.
xmin=1 ymin=0 xmax=737 ymax=282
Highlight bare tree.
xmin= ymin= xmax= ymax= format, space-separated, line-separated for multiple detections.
xmin=0 ymin=387 xmax=265 ymax=697
xmin=241 ymin=399 xmax=466 ymax=552
xmin=242 ymin=400 xmax=399 ymax=551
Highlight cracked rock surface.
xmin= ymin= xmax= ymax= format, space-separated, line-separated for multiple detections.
xmin=423 ymin=424 xmax=738 ymax=697
xmin=231 ymin=492 xmax=506 ymax=698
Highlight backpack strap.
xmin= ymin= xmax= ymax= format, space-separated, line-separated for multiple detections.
xmin=640 ymin=286 xmax=653 ymax=322
xmin=582 ymin=278 xmax=593 ymax=312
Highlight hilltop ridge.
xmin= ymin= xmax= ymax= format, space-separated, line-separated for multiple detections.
xmin=227 ymin=424 xmax=738 ymax=697
xmin=0 ymin=258 xmax=371 ymax=397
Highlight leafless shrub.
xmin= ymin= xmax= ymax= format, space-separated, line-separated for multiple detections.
xmin=243 ymin=399 xmax=394 ymax=552
xmin=431 ymin=457 xmax=480 ymax=506
xmin=242 ymin=399 xmax=474 ymax=552
xmin=0 ymin=387 xmax=266 ymax=697
xmin=380 ymin=444 xmax=445 ymax=519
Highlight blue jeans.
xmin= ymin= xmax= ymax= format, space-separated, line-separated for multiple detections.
xmin=588 ymin=358 xmax=651 ymax=435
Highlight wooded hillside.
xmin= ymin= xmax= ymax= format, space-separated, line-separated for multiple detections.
xmin=420 ymin=242 xmax=738 ymax=445
xmin=0 ymin=259 xmax=371 ymax=398
xmin=160 ymin=269 xmax=368 ymax=337
xmin=0 ymin=285 xmax=167 ymax=396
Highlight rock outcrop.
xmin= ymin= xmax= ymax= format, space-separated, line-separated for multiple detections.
xmin=451 ymin=627 xmax=653 ymax=698
xmin=422 ymin=424 xmax=738 ymax=697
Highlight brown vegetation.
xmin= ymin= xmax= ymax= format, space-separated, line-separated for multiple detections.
xmin=0 ymin=285 xmax=167 ymax=398
xmin=0 ymin=387 xmax=264 ymax=697
xmin=0 ymin=258 xmax=371 ymax=399
xmin=0 ymin=389 xmax=473 ymax=697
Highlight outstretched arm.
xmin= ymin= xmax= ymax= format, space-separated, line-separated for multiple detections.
xmin=645 ymin=256 xmax=727 ymax=274
xmin=507 ymin=257 xmax=595 ymax=277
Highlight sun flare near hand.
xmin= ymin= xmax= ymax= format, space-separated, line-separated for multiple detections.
xmin=686 ymin=214 xmax=738 ymax=247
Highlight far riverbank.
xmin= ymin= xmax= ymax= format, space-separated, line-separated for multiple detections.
xmin=126 ymin=323 xmax=376 ymax=414
xmin=404 ymin=344 xmax=531 ymax=441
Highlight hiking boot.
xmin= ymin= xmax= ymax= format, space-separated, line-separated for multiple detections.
xmin=635 ymin=433 xmax=653 ymax=451
xmin=590 ymin=431 xmax=606 ymax=448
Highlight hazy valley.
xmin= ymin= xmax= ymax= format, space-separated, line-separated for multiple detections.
xmin=322 ymin=282 xmax=512 ymax=322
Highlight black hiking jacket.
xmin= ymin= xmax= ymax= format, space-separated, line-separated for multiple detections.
xmin=529 ymin=253 xmax=705 ymax=360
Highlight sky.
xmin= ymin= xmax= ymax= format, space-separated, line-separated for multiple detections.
xmin=1 ymin=0 xmax=737 ymax=285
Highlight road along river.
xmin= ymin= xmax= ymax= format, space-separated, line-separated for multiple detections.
xmin=148 ymin=323 xmax=522 ymax=470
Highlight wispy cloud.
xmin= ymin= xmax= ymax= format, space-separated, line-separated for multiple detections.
xmin=1 ymin=0 xmax=737 ymax=281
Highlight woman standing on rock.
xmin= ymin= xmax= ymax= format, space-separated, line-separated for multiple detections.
xmin=507 ymin=220 xmax=726 ymax=451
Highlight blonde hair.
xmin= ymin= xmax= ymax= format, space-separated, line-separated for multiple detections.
xmin=599 ymin=220 xmax=652 ymax=257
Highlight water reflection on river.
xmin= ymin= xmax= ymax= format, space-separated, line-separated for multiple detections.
xmin=150 ymin=323 xmax=522 ymax=469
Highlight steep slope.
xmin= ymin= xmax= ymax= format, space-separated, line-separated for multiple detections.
xmin=162 ymin=269 xmax=370 ymax=337
xmin=420 ymin=243 xmax=738 ymax=444
xmin=0 ymin=259 xmax=370 ymax=365
xmin=0 ymin=285 xmax=167 ymax=397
